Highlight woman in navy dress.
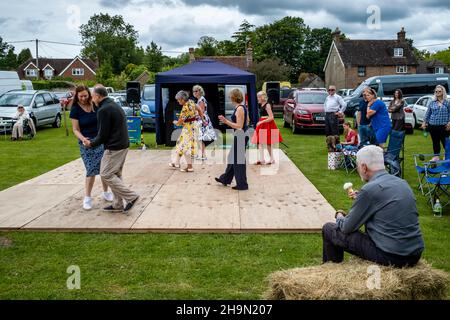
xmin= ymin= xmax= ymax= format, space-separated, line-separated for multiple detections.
xmin=366 ymin=88 xmax=392 ymax=148
xmin=215 ymin=88 xmax=249 ymax=190
xmin=70 ymin=85 xmax=113 ymax=210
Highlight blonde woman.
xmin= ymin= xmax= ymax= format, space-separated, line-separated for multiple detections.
xmin=169 ymin=91 xmax=198 ymax=172
xmin=193 ymin=85 xmax=216 ymax=160
xmin=421 ymin=85 xmax=450 ymax=161
xmin=251 ymin=91 xmax=283 ymax=164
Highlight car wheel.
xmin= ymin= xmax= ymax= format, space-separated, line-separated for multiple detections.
xmin=52 ymin=114 xmax=61 ymax=128
xmin=292 ymin=117 xmax=300 ymax=134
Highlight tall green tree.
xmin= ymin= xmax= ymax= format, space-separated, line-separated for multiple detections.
xmin=144 ymin=41 xmax=164 ymax=72
xmin=17 ymin=48 xmax=33 ymax=66
xmin=0 ymin=37 xmax=18 ymax=70
xmin=195 ymin=36 xmax=218 ymax=57
xmin=79 ymin=13 xmax=140 ymax=74
xmin=253 ymin=17 xmax=308 ymax=82
xmin=231 ymin=20 xmax=255 ymax=55
xmin=300 ymin=27 xmax=333 ymax=78
xmin=430 ymin=48 xmax=450 ymax=66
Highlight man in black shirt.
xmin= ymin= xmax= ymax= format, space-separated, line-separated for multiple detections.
xmin=85 ymin=85 xmax=139 ymax=213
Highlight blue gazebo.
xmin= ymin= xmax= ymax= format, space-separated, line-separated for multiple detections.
xmin=154 ymin=59 xmax=258 ymax=145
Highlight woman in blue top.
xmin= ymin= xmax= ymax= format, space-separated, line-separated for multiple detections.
xmin=366 ymin=88 xmax=392 ymax=147
xmin=421 ymin=85 xmax=450 ymax=161
xmin=70 ymin=85 xmax=113 ymax=210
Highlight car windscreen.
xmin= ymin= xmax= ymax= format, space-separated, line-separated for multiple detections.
xmin=281 ymin=89 xmax=293 ymax=99
xmin=143 ymin=86 xmax=155 ymax=100
xmin=296 ymin=93 xmax=327 ymax=104
xmin=404 ymin=97 xmax=419 ymax=105
xmin=0 ymin=93 xmax=33 ymax=107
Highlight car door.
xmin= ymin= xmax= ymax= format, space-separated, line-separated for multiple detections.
xmin=415 ymin=97 xmax=429 ymax=124
xmin=42 ymin=93 xmax=57 ymax=125
xmin=32 ymin=94 xmax=46 ymax=126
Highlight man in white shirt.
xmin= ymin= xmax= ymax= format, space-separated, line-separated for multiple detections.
xmin=324 ymin=86 xmax=347 ymax=136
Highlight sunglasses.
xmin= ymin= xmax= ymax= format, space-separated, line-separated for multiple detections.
xmin=435 ymin=90 xmax=442 ymax=93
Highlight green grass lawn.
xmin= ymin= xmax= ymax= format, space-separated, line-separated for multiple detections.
xmin=0 ymin=119 xmax=449 ymax=299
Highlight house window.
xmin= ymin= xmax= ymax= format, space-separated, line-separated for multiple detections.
xmin=44 ymin=69 xmax=54 ymax=79
xmin=396 ymin=66 xmax=408 ymax=74
xmin=72 ymin=68 xmax=84 ymax=76
xmin=394 ymin=48 xmax=404 ymax=57
xmin=25 ymin=69 xmax=37 ymax=77
xmin=435 ymin=67 xmax=445 ymax=74
xmin=358 ymin=66 xmax=366 ymax=77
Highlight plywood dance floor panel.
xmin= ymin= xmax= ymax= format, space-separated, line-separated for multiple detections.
xmin=0 ymin=150 xmax=335 ymax=232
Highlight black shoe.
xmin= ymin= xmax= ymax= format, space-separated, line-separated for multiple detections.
xmin=102 ymin=205 xmax=123 ymax=212
xmin=215 ymin=177 xmax=227 ymax=186
xmin=124 ymin=196 xmax=139 ymax=212
xmin=232 ymin=186 xmax=248 ymax=191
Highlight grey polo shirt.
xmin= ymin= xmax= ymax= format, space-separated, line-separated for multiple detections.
xmin=336 ymin=170 xmax=425 ymax=256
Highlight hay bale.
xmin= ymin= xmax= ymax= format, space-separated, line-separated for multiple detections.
xmin=265 ymin=258 xmax=449 ymax=300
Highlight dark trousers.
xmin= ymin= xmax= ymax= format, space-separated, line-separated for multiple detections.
xmin=392 ymin=118 xmax=405 ymax=131
xmin=322 ymin=223 xmax=421 ymax=268
xmin=325 ymin=112 xmax=339 ymax=136
xmin=428 ymin=125 xmax=449 ymax=155
xmin=219 ymin=134 xmax=248 ymax=190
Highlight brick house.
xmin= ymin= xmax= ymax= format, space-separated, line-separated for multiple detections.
xmin=188 ymin=46 xmax=253 ymax=71
xmin=324 ymin=27 xmax=418 ymax=90
xmin=17 ymin=56 xmax=98 ymax=81
xmin=417 ymin=59 xmax=449 ymax=74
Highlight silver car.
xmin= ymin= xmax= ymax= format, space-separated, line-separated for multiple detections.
xmin=0 ymin=90 xmax=62 ymax=131
xmin=110 ymin=94 xmax=134 ymax=117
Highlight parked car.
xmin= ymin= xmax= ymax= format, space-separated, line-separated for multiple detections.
xmin=0 ymin=90 xmax=62 ymax=130
xmin=337 ymin=88 xmax=354 ymax=97
xmin=110 ymin=94 xmax=134 ymax=117
xmin=283 ymin=90 xmax=344 ymax=134
xmin=412 ymin=95 xmax=435 ymax=128
xmin=302 ymin=87 xmax=327 ymax=92
xmin=140 ymin=84 xmax=156 ymax=129
xmin=53 ymin=91 xmax=74 ymax=110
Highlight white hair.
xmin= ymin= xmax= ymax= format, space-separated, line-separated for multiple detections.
xmin=356 ymin=145 xmax=385 ymax=171
xmin=433 ymin=85 xmax=448 ymax=101
xmin=175 ymin=90 xmax=189 ymax=101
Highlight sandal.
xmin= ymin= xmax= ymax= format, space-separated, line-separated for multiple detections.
xmin=268 ymin=160 xmax=275 ymax=165
xmin=169 ymin=163 xmax=180 ymax=168
xmin=255 ymin=160 xmax=266 ymax=165
xmin=180 ymin=167 xmax=194 ymax=172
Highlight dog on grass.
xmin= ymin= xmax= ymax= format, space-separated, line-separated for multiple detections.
xmin=326 ymin=135 xmax=341 ymax=152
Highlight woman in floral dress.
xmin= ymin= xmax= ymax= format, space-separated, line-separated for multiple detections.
xmin=169 ymin=90 xmax=198 ymax=172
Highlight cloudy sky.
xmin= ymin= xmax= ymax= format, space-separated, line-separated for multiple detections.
xmin=1 ymin=0 xmax=449 ymax=58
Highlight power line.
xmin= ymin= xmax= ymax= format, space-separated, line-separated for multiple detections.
xmin=415 ymin=42 xmax=450 ymax=48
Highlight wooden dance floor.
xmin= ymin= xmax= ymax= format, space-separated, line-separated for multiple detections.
xmin=0 ymin=150 xmax=335 ymax=233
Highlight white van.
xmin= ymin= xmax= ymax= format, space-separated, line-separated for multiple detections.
xmin=21 ymin=80 xmax=33 ymax=90
xmin=0 ymin=71 xmax=22 ymax=96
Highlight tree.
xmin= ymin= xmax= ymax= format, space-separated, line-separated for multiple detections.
xmin=407 ymin=38 xmax=431 ymax=60
xmin=253 ymin=17 xmax=308 ymax=82
xmin=144 ymin=41 xmax=164 ymax=73
xmin=300 ymin=28 xmax=334 ymax=78
xmin=195 ymin=36 xmax=218 ymax=57
xmin=80 ymin=13 xmax=140 ymax=74
xmin=231 ymin=20 xmax=255 ymax=55
xmin=17 ymin=48 xmax=33 ymax=66
xmin=430 ymin=48 xmax=450 ymax=67
xmin=217 ymin=40 xmax=238 ymax=56
xmin=95 ymin=59 xmax=114 ymax=84
xmin=249 ymin=58 xmax=291 ymax=90
xmin=0 ymin=37 xmax=17 ymax=70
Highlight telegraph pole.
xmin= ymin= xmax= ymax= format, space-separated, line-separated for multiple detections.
xmin=35 ymin=39 xmax=39 ymax=79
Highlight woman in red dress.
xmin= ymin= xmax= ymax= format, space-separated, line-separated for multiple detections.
xmin=252 ymin=91 xmax=283 ymax=165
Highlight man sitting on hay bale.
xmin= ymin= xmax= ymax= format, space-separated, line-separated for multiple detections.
xmin=322 ymin=145 xmax=425 ymax=268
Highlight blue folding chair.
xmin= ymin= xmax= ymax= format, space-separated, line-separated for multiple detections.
xmin=414 ymin=138 xmax=450 ymax=195
xmin=384 ymin=130 xmax=405 ymax=178
xmin=424 ymin=162 xmax=450 ymax=210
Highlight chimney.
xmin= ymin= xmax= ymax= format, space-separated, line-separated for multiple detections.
xmin=332 ymin=27 xmax=341 ymax=42
xmin=246 ymin=42 xmax=253 ymax=69
xmin=189 ymin=47 xmax=195 ymax=62
xmin=397 ymin=27 xmax=406 ymax=42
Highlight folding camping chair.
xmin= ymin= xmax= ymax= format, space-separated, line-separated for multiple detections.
xmin=340 ymin=148 xmax=358 ymax=174
xmin=384 ymin=130 xmax=405 ymax=178
xmin=413 ymin=138 xmax=450 ymax=195
xmin=424 ymin=161 xmax=450 ymax=210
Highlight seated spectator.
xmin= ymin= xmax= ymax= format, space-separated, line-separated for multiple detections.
xmin=11 ymin=105 xmax=32 ymax=141
xmin=322 ymin=145 xmax=424 ymax=268
xmin=341 ymin=121 xmax=358 ymax=151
